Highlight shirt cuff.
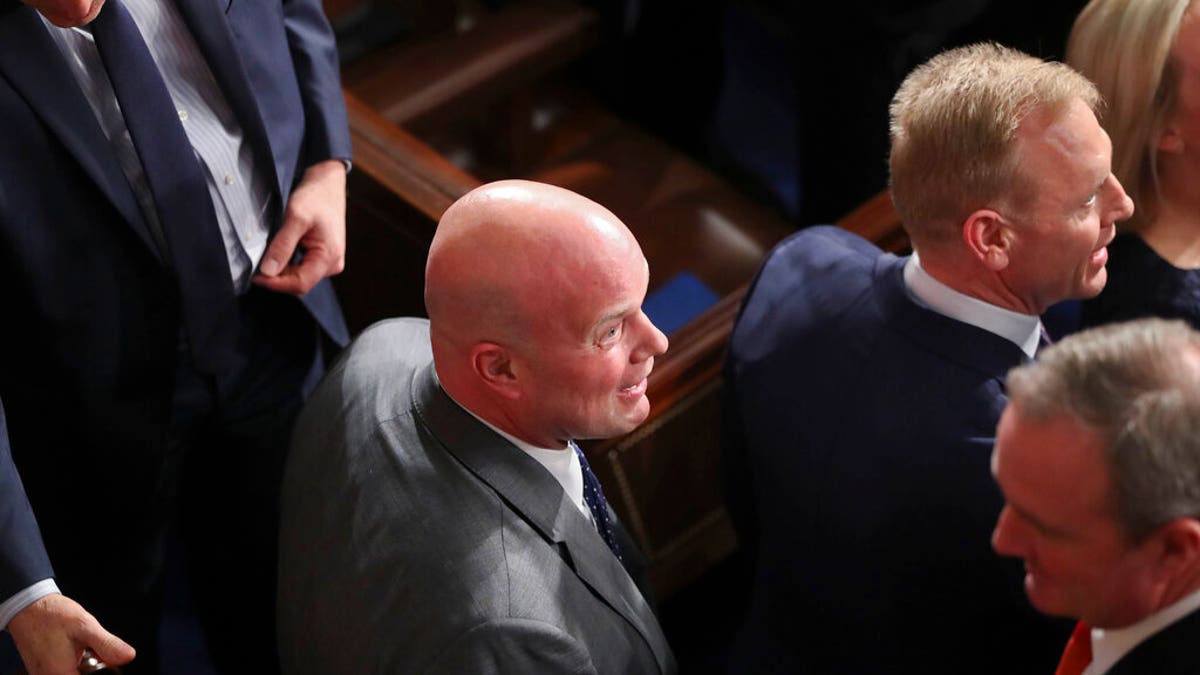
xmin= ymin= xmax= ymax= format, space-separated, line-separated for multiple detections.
xmin=0 ymin=579 xmax=60 ymax=631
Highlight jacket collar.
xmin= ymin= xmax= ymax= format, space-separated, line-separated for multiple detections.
xmin=874 ymin=253 xmax=1029 ymax=380
xmin=0 ymin=2 xmax=161 ymax=258
xmin=410 ymin=361 xmax=674 ymax=674
xmin=0 ymin=0 xmax=281 ymax=254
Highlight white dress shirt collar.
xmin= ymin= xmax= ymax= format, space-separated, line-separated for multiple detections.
xmin=1084 ymin=587 xmax=1200 ymax=675
xmin=903 ymin=253 xmax=1043 ymax=359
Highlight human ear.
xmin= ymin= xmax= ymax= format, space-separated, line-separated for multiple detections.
xmin=470 ymin=342 xmax=521 ymax=400
xmin=962 ymin=209 xmax=1011 ymax=271
xmin=1144 ymin=518 xmax=1200 ymax=587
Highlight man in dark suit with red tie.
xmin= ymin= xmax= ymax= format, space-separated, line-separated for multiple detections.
xmin=723 ymin=43 xmax=1135 ymax=672
xmin=0 ymin=0 xmax=351 ymax=671
xmin=993 ymin=318 xmax=1200 ymax=675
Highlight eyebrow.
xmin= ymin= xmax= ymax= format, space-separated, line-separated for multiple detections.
xmin=1008 ymin=499 xmax=1062 ymax=537
xmin=592 ymin=305 xmax=635 ymax=331
xmin=993 ymin=460 xmax=1063 ymax=537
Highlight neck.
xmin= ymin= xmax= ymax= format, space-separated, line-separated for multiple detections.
xmin=918 ymin=253 xmax=1041 ymax=315
xmin=441 ymin=383 xmax=563 ymax=449
xmin=1149 ymin=566 xmax=1200 ymax=619
xmin=1140 ymin=202 xmax=1200 ymax=270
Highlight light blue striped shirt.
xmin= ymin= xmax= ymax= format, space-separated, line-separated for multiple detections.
xmin=39 ymin=0 xmax=272 ymax=292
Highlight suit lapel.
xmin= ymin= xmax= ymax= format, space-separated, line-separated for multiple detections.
xmin=173 ymin=0 xmax=282 ymax=224
xmin=553 ymin=496 xmax=674 ymax=674
xmin=0 ymin=3 xmax=163 ymax=260
xmin=411 ymin=363 xmax=673 ymax=673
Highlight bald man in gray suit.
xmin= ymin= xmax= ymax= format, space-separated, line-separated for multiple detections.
xmin=277 ymin=180 xmax=676 ymax=674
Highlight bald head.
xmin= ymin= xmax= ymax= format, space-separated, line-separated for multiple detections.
xmin=425 ymin=180 xmax=668 ymax=447
xmin=427 ymin=180 xmax=636 ymax=347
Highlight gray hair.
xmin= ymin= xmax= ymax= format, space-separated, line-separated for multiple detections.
xmin=889 ymin=42 xmax=1101 ymax=250
xmin=1006 ymin=318 xmax=1200 ymax=541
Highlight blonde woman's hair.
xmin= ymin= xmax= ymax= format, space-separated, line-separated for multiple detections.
xmin=1067 ymin=0 xmax=1192 ymax=231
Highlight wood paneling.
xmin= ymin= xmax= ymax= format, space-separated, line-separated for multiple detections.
xmin=335 ymin=93 xmax=479 ymax=333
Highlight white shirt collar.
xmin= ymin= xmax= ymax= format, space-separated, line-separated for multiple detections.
xmin=438 ymin=376 xmax=590 ymax=520
xmin=903 ymin=253 xmax=1043 ymax=359
xmin=1084 ymin=587 xmax=1200 ymax=675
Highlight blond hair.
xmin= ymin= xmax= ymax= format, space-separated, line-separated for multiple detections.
xmin=889 ymin=43 xmax=1101 ymax=249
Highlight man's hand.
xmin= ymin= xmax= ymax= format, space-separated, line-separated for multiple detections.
xmin=253 ymin=159 xmax=347 ymax=296
xmin=8 ymin=593 xmax=135 ymax=675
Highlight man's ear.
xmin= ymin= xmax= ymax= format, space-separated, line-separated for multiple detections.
xmin=470 ymin=342 xmax=521 ymax=400
xmin=1159 ymin=126 xmax=1185 ymax=154
xmin=1147 ymin=518 xmax=1200 ymax=581
xmin=962 ymin=208 xmax=1013 ymax=272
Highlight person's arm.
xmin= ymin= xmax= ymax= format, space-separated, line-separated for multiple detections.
xmin=253 ymin=0 xmax=351 ymax=296
xmin=0 ymin=397 xmax=54 ymax=620
xmin=0 ymin=400 xmax=134 ymax=674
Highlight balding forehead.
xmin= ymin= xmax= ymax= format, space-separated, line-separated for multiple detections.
xmin=469 ymin=181 xmax=544 ymax=205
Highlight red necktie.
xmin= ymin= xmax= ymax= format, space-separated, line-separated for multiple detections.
xmin=1055 ymin=621 xmax=1093 ymax=675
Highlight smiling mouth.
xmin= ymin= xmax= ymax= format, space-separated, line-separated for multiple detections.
xmin=1090 ymin=226 xmax=1116 ymax=265
xmin=618 ymin=378 xmax=648 ymax=398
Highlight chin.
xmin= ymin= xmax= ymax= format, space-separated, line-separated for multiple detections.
xmin=42 ymin=0 xmax=105 ymax=27
xmin=1083 ymin=266 xmax=1109 ymax=296
xmin=607 ymin=409 xmax=650 ymax=438
xmin=1025 ymin=579 xmax=1073 ymax=619
xmin=629 ymin=397 xmax=652 ymax=425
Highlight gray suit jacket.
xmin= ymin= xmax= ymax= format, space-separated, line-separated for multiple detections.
xmin=277 ymin=318 xmax=677 ymax=674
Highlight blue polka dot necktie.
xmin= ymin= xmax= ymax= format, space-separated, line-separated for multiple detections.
xmin=90 ymin=0 xmax=238 ymax=374
xmin=571 ymin=441 xmax=622 ymax=562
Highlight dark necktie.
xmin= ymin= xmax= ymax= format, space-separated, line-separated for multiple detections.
xmin=572 ymin=442 xmax=623 ymax=562
xmin=1055 ymin=620 xmax=1093 ymax=675
xmin=91 ymin=0 xmax=238 ymax=373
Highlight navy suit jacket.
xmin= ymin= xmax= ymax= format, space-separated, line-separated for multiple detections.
xmin=0 ymin=0 xmax=351 ymax=606
xmin=723 ymin=226 xmax=1071 ymax=673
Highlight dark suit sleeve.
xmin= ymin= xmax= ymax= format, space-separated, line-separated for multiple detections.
xmin=0 ymin=397 xmax=54 ymax=605
xmin=282 ymin=0 xmax=352 ymax=167
xmin=419 ymin=620 xmax=598 ymax=675
xmin=720 ymin=351 xmax=755 ymax=553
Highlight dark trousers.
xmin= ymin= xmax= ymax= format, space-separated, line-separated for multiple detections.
xmin=42 ymin=287 xmax=323 ymax=675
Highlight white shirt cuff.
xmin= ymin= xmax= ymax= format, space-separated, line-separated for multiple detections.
xmin=0 ymin=579 xmax=60 ymax=631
